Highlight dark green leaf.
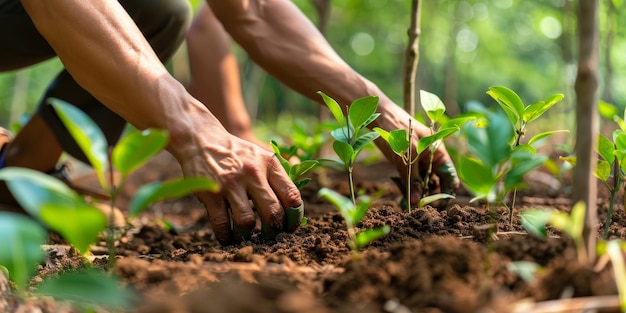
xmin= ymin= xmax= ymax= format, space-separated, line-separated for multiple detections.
xmin=290 ymin=160 xmax=320 ymax=180
xmin=353 ymin=131 xmax=380 ymax=154
xmin=331 ymin=126 xmax=352 ymax=144
xmin=464 ymin=112 xmax=513 ymax=168
xmin=504 ymin=150 xmax=547 ymax=190
xmin=486 ymin=86 xmax=524 ymax=126
xmin=129 ymin=177 xmax=219 ymax=216
xmin=332 ymin=141 xmax=354 ymax=169
xmin=417 ymin=126 xmax=459 ymax=155
xmin=112 ymin=128 xmax=169 ymax=177
xmin=457 ymin=156 xmax=496 ymax=201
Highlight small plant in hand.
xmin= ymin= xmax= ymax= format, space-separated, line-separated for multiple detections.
xmin=0 ymin=98 xmax=218 ymax=309
xmin=457 ymin=86 xmax=566 ymax=222
xmin=374 ymin=90 xmax=469 ymax=211
xmin=318 ymin=91 xmax=380 ymax=206
xmin=318 ymin=187 xmax=390 ymax=254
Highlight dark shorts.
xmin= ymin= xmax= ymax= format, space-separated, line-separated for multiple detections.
xmin=0 ymin=0 xmax=190 ymax=163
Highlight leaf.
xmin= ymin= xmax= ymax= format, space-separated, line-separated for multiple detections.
xmin=597 ymin=134 xmax=615 ymax=164
xmin=355 ymin=225 xmax=390 ymax=250
xmin=49 ymin=98 xmax=109 ymax=190
xmin=385 ymin=129 xmax=408 ymax=155
xmin=332 ymin=141 xmax=354 ymax=169
xmin=129 ymin=177 xmax=219 ymax=216
xmin=331 ymin=126 xmax=353 ymax=144
xmin=0 ymin=167 xmax=82 ymax=219
xmin=420 ymin=90 xmax=446 ymax=123
xmin=559 ymin=155 xmax=576 ymax=166
xmin=507 ymin=261 xmax=542 ymax=284
xmin=373 ymin=127 xmax=390 ymax=142
xmin=352 ymin=196 xmax=373 ymax=225
xmin=464 ymin=112 xmax=514 ymax=168
xmin=599 ymin=100 xmax=619 ymax=121
xmin=353 ymin=131 xmax=380 ymax=154
xmin=0 ymin=212 xmax=47 ymax=289
xmin=37 ymin=269 xmax=135 ymax=308
xmin=318 ymin=188 xmax=355 ymax=225
xmin=317 ymin=91 xmax=344 ymax=125
xmin=595 ymin=160 xmax=611 ymax=182
xmin=112 ymin=128 xmax=169 ymax=177
xmin=457 ymin=156 xmax=496 ymax=201
xmin=294 ymin=178 xmax=312 ymax=190
xmin=348 ymin=96 xmax=379 ymax=129
xmin=528 ymin=130 xmax=570 ymax=146
xmin=417 ymin=127 xmax=459 ymax=155
xmin=40 ymin=202 xmax=107 ymax=255
xmin=290 ymin=160 xmax=320 ymax=181
xmin=523 ymin=93 xmax=564 ymax=124
xmin=270 ymin=140 xmax=292 ymax=173
xmin=486 ymin=86 xmax=524 ymax=126
xmin=418 ymin=193 xmax=455 ymax=208
xmin=504 ymin=151 xmax=547 ymax=190
xmin=615 ymin=131 xmax=626 ymax=150
xmin=440 ymin=113 xmax=479 ymax=130
xmin=520 ymin=209 xmax=555 ymax=238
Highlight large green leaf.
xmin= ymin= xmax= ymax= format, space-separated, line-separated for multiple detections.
xmin=420 ymin=90 xmax=446 ymax=124
xmin=596 ymin=160 xmax=611 ymax=182
xmin=353 ymin=131 xmax=379 ymax=154
xmin=457 ymin=156 xmax=496 ymax=201
xmin=37 ymin=269 xmax=135 ymax=308
xmin=348 ymin=96 xmax=379 ymax=129
xmin=317 ymin=91 xmax=344 ymax=125
xmin=597 ymin=134 xmax=615 ymax=164
xmin=486 ymin=86 xmax=524 ymax=126
xmin=49 ymin=98 xmax=109 ymax=190
xmin=0 ymin=212 xmax=47 ymax=289
xmin=332 ymin=140 xmax=354 ymax=169
xmin=129 ymin=177 xmax=219 ymax=216
xmin=318 ymin=188 xmax=354 ymax=225
xmin=0 ymin=167 xmax=81 ymax=218
xmin=465 ymin=112 xmax=513 ymax=169
xmin=504 ymin=151 xmax=547 ymax=190
xmin=331 ymin=126 xmax=353 ymax=144
xmin=388 ymin=129 xmax=409 ymax=155
xmin=290 ymin=160 xmax=320 ymax=181
xmin=523 ymin=93 xmax=564 ymax=124
xmin=40 ymin=202 xmax=107 ymax=255
xmin=112 ymin=128 xmax=169 ymax=177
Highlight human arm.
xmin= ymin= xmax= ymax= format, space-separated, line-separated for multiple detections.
xmin=20 ymin=0 xmax=303 ymax=243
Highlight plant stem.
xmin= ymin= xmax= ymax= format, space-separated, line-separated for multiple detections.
xmin=509 ymin=188 xmax=518 ymax=225
xmin=106 ymin=163 xmax=117 ymax=270
xmin=603 ymin=160 xmax=621 ymax=238
xmin=406 ymin=119 xmax=413 ymax=212
xmin=348 ymin=167 xmax=356 ymax=207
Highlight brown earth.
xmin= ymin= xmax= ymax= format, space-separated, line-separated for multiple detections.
xmin=1 ymin=152 xmax=624 ymax=313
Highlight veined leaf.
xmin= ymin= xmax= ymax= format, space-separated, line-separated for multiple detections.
xmin=457 ymin=156 xmax=496 ymax=200
xmin=420 ymin=90 xmax=446 ymax=124
xmin=270 ymin=140 xmax=292 ymax=174
xmin=523 ymin=93 xmax=564 ymax=124
xmin=349 ymin=96 xmax=379 ymax=129
xmin=331 ymin=126 xmax=353 ymax=144
xmin=487 ymin=86 xmax=524 ymax=126
xmin=353 ymin=131 xmax=380 ymax=154
xmin=49 ymin=98 xmax=109 ymax=190
xmin=318 ymin=91 xmax=345 ymax=125
xmin=290 ymin=160 xmax=320 ymax=181
xmin=596 ymin=160 xmax=611 ymax=182
xmin=597 ymin=134 xmax=615 ymax=164
xmin=129 ymin=177 xmax=219 ymax=216
xmin=112 ymin=128 xmax=169 ymax=177
xmin=332 ymin=141 xmax=354 ymax=169
xmin=388 ymin=129 xmax=409 ymax=155
xmin=465 ymin=111 xmax=513 ymax=168
xmin=417 ymin=126 xmax=459 ymax=155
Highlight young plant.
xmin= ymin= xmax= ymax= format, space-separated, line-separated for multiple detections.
xmin=374 ymin=90 xmax=471 ymax=211
xmin=457 ymin=87 xmax=566 ymax=222
xmin=270 ymin=140 xmax=320 ymax=190
xmin=318 ymin=91 xmax=380 ymax=205
xmin=318 ymin=187 xmax=390 ymax=253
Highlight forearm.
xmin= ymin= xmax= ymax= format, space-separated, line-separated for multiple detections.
xmin=20 ymin=0 xmax=219 ymax=157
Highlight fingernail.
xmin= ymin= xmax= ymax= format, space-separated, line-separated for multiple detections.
xmin=284 ymin=204 xmax=304 ymax=232
xmin=232 ymin=224 xmax=252 ymax=243
xmin=261 ymin=224 xmax=280 ymax=240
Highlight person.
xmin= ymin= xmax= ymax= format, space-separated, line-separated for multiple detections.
xmin=0 ymin=0 xmax=458 ymax=246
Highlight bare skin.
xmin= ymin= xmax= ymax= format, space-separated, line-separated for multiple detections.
xmin=19 ymin=0 xmax=302 ymax=244
xmin=199 ymin=0 xmax=459 ymax=202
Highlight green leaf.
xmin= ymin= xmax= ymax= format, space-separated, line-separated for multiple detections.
xmin=439 ymin=113 xmax=479 ymax=130
xmin=294 ymin=178 xmax=312 ymax=190
xmin=523 ymin=93 xmax=564 ymax=124
xmin=355 ymin=225 xmax=390 ymax=250
xmin=0 ymin=212 xmax=47 ymax=289
xmin=417 ymin=126 xmax=459 ymax=155
xmin=504 ymin=151 xmax=547 ymax=190
xmin=597 ymin=134 xmax=615 ymax=164
xmin=464 ymin=112 xmax=514 ymax=168
xmin=348 ymin=96 xmax=379 ymax=129
xmin=129 ymin=177 xmax=219 ymax=216
xmin=596 ymin=160 xmax=611 ymax=182
xmin=40 ymin=202 xmax=107 ymax=255
xmin=112 ymin=128 xmax=169 ymax=177
xmin=520 ymin=209 xmax=555 ymax=238
xmin=318 ymin=91 xmax=344 ymax=125
xmin=615 ymin=132 xmax=626 ymax=150
xmin=418 ymin=193 xmax=455 ymax=208
xmin=290 ymin=160 xmax=320 ymax=181
xmin=457 ymin=156 xmax=496 ymax=201
xmin=332 ymin=141 xmax=354 ymax=169
xmin=486 ymin=86 xmax=524 ymax=126
xmin=37 ymin=269 xmax=135 ymax=308
xmin=507 ymin=261 xmax=542 ymax=283
xmin=352 ymin=196 xmax=373 ymax=225
xmin=386 ymin=129 xmax=409 ymax=155
xmin=550 ymin=202 xmax=585 ymax=241
xmin=331 ymin=126 xmax=353 ymax=144
xmin=49 ymin=98 xmax=109 ymax=190
xmin=0 ymin=167 xmax=82 ymax=219
xmin=353 ymin=131 xmax=380 ymax=154
xmin=270 ymin=140 xmax=292 ymax=173
xmin=528 ymin=130 xmax=570 ymax=146
xmin=318 ymin=188 xmax=355 ymax=225
xmin=373 ymin=127 xmax=390 ymax=142
xmin=420 ymin=90 xmax=446 ymax=123
xmin=599 ymin=100 xmax=619 ymax=121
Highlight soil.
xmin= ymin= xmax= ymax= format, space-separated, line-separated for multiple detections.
xmin=1 ymin=151 xmax=624 ymax=313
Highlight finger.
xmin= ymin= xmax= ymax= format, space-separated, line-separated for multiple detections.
xmin=196 ymin=191 xmax=233 ymax=246
xmin=224 ymin=181 xmax=257 ymax=243
xmin=266 ymin=156 xmax=303 ymax=232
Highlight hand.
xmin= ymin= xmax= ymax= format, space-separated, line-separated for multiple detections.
xmin=169 ymin=112 xmax=303 ymax=245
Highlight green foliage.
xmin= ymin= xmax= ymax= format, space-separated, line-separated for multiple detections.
xmin=129 ymin=177 xmax=218 ymax=216
xmin=0 ymin=212 xmax=47 ymax=290
xmin=318 ymin=187 xmax=390 ymax=251
xmin=318 ymin=91 xmax=380 ymax=205
xmin=270 ymin=140 xmax=320 ymax=189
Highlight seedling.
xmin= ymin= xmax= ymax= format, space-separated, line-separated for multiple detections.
xmin=374 ymin=90 xmax=470 ymax=211
xmin=270 ymin=140 xmax=320 ymax=190
xmin=318 ymin=187 xmax=390 ymax=253
xmin=318 ymin=91 xmax=380 ymax=205
xmin=458 ymin=87 xmax=566 ymax=222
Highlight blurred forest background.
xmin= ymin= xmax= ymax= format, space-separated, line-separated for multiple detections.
xmin=0 ymin=0 xmax=623 ymax=142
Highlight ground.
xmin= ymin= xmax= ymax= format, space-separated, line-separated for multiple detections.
xmin=1 ymin=151 xmax=624 ymax=313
